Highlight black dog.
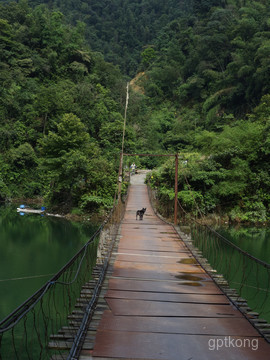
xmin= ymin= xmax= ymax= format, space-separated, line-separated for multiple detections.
xmin=136 ymin=207 xmax=146 ymax=220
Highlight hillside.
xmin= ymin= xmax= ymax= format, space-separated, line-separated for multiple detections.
xmin=0 ymin=1 xmax=132 ymax=213
xmin=0 ymin=0 xmax=269 ymax=223
xmin=21 ymin=0 xmax=192 ymax=76
xmin=125 ymin=0 xmax=270 ymax=223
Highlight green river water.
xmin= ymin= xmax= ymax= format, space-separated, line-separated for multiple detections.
xmin=1 ymin=205 xmax=270 ymax=325
xmin=0 ymin=205 xmax=97 ymax=322
xmin=188 ymin=224 xmax=270 ymax=323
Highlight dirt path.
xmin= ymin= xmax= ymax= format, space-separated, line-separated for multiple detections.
xmin=130 ymin=169 xmax=150 ymax=186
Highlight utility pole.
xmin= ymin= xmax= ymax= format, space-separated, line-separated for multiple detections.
xmin=174 ymin=153 xmax=178 ymax=225
xmin=118 ymin=82 xmax=129 ymax=199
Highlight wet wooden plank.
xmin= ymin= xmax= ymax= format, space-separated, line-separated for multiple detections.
xmin=117 ymin=240 xmax=184 ymax=252
xmin=105 ymin=289 xmax=229 ymax=304
xmin=114 ymin=252 xmax=193 ymax=263
xmin=108 ymin=277 xmax=223 ymax=294
xmin=97 ymin=311 xmax=260 ymax=336
xmin=112 ymin=268 xmax=206 ymax=280
xmin=93 ymin=330 xmax=269 ymax=360
xmin=113 ymin=259 xmax=205 ymax=276
xmin=105 ymin=298 xmax=243 ymax=318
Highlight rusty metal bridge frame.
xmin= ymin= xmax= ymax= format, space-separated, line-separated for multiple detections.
xmin=118 ymin=152 xmax=179 ymax=224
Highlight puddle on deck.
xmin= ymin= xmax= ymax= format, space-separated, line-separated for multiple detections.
xmin=178 ymin=258 xmax=197 ymax=264
xmin=180 ymin=281 xmax=203 ymax=287
xmin=176 ymin=274 xmax=203 ymax=286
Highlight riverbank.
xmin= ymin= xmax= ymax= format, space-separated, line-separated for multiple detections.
xmin=5 ymin=197 xmax=103 ymax=224
xmin=148 ymin=193 xmax=269 ymax=228
xmin=9 ymin=167 xmax=269 ymax=227
xmin=162 ymin=211 xmax=269 ymax=228
xmin=9 ymin=171 xmax=150 ymax=224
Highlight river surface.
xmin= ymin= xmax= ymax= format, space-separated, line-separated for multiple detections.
xmin=216 ymin=225 xmax=270 ymax=264
xmin=1 ymin=202 xmax=270 ymax=323
xmin=187 ymin=223 xmax=270 ymax=322
xmin=0 ymin=205 xmax=97 ymax=321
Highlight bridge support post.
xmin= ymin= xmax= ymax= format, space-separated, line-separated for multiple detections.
xmin=174 ymin=153 xmax=178 ymax=225
xmin=117 ymin=151 xmax=123 ymax=200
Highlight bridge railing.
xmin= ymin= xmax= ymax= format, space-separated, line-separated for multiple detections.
xmin=147 ymin=182 xmax=270 ymax=341
xmin=189 ymin=224 xmax=270 ymax=324
xmin=0 ymin=197 xmax=126 ymax=360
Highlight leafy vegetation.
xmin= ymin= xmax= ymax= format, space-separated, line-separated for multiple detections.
xmin=26 ymin=0 xmax=190 ymax=76
xmin=0 ymin=0 xmax=269 ymax=223
xmin=0 ymin=1 xmax=131 ymax=213
xmin=140 ymin=0 xmax=270 ymax=223
xmin=148 ymin=96 xmax=270 ymax=223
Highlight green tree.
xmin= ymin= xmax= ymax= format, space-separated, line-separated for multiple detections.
xmin=38 ymin=113 xmax=99 ymax=209
xmin=141 ymin=46 xmax=156 ymax=69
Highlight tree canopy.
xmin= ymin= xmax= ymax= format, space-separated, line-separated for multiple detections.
xmin=0 ymin=0 xmax=270 ymax=223
xmin=0 ymin=1 xmax=127 ymax=214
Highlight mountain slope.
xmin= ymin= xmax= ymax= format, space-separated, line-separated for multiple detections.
xmin=24 ymin=0 xmax=193 ymax=75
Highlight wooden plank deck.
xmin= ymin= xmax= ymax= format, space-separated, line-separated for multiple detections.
xmin=79 ymin=176 xmax=270 ymax=360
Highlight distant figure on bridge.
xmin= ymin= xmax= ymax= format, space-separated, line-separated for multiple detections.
xmin=130 ymin=162 xmax=136 ymax=175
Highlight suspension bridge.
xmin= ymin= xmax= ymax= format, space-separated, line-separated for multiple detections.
xmin=0 ymin=171 xmax=270 ymax=359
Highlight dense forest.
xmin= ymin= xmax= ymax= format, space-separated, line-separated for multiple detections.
xmin=28 ymin=0 xmax=190 ymax=75
xmin=0 ymin=0 xmax=269 ymax=223
xmin=0 ymin=0 xmax=134 ymax=214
